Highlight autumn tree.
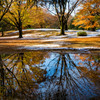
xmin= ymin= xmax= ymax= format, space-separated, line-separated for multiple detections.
xmin=4 ymin=0 xmax=38 ymax=38
xmin=0 ymin=21 xmax=5 ymax=36
xmin=0 ymin=21 xmax=7 ymax=37
xmin=73 ymin=0 xmax=100 ymax=31
xmin=0 ymin=0 xmax=13 ymax=36
xmin=4 ymin=0 xmax=30 ymax=38
xmin=0 ymin=19 xmax=14 ymax=37
xmin=42 ymin=0 xmax=83 ymax=35
xmin=27 ymin=7 xmax=45 ymax=28
xmin=43 ymin=12 xmax=59 ymax=28
xmin=27 ymin=7 xmax=59 ymax=28
xmin=0 ymin=51 xmax=48 ymax=98
xmin=0 ymin=0 xmax=13 ymax=21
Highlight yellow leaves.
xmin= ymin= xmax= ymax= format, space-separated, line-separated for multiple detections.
xmin=2 ymin=51 xmax=48 ymax=93
xmin=4 ymin=0 xmax=30 ymax=27
xmin=27 ymin=7 xmax=46 ymax=26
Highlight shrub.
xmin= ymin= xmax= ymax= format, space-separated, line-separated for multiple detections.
xmin=77 ymin=31 xmax=87 ymax=36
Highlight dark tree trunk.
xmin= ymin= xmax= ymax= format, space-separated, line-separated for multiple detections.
xmin=91 ymin=27 xmax=96 ymax=31
xmin=18 ymin=15 xmax=23 ymax=38
xmin=1 ymin=31 xmax=4 ymax=37
xmin=60 ymin=24 xmax=65 ymax=35
xmin=60 ymin=16 xmax=65 ymax=35
xmin=0 ymin=55 xmax=5 ymax=95
xmin=91 ymin=21 xmax=96 ymax=31
xmin=40 ymin=24 xmax=43 ymax=28
xmin=20 ymin=53 xmax=24 ymax=66
xmin=19 ymin=26 xmax=23 ymax=38
xmin=18 ymin=1 xmax=23 ymax=38
xmin=65 ymin=24 xmax=68 ymax=30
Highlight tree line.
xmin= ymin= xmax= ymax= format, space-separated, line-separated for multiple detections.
xmin=0 ymin=0 xmax=100 ymax=38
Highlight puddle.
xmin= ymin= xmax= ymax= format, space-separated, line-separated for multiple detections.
xmin=0 ymin=50 xmax=100 ymax=100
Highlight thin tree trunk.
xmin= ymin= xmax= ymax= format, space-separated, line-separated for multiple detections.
xmin=18 ymin=0 xmax=23 ymax=38
xmin=1 ymin=31 xmax=4 ymax=37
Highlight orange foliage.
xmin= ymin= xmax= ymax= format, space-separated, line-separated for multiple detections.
xmin=73 ymin=0 xmax=100 ymax=30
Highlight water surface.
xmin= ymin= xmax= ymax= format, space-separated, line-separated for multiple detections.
xmin=0 ymin=50 xmax=100 ymax=100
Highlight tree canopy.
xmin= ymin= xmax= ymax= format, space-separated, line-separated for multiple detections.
xmin=0 ymin=0 xmax=13 ymax=21
xmin=72 ymin=0 xmax=100 ymax=31
xmin=42 ymin=0 xmax=83 ymax=35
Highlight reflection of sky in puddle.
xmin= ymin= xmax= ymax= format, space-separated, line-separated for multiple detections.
xmin=0 ymin=51 xmax=100 ymax=99
xmin=37 ymin=52 xmax=100 ymax=99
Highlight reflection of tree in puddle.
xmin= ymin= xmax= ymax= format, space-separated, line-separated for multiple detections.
xmin=39 ymin=52 xmax=100 ymax=100
xmin=76 ymin=53 xmax=100 ymax=89
xmin=0 ymin=51 xmax=100 ymax=100
xmin=0 ymin=51 xmax=48 ymax=99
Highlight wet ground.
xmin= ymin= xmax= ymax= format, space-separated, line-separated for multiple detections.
xmin=0 ymin=29 xmax=100 ymax=39
xmin=0 ymin=50 xmax=100 ymax=100
xmin=0 ymin=29 xmax=100 ymax=51
xmin=0 ymin=29 xmax=100 ymax=99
